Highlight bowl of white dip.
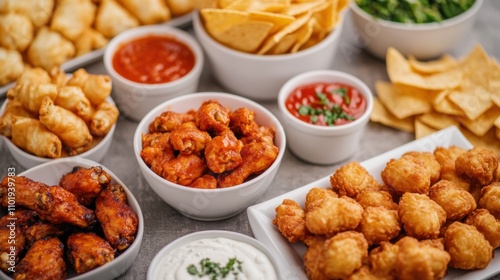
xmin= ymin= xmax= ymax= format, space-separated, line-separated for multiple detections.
xmin=147 ymin=230 xmax=279 ymax=280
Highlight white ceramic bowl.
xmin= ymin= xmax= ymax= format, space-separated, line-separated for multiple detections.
xmin=278 ymin=70 xmax=373 ymax=165
xmin=0 ymin=157 xmax=144 ymax=280
xmin=193 ymin=11 xmax=345 ymax=101
xmin=103 ymin=25 xmax=204 ymax=121
xmin=147 ymin=230 xmax=281 ymax=280
xmin=133 ymin=92 xmax=286 ymax=221
xmin=0 ymin=98 xmax=116 ymax=169
xmin=349 ymin=0 xmax=483 ymax=60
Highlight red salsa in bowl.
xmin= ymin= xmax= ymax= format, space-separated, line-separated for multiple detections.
xmin=112 ymin=35 xmax=195 ymax=84
xmin=285 ymin=82 xmax=367 ymax=126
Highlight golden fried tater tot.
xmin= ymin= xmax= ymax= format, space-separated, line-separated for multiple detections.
xmin=356 ymin=189 xmax=398 ymax=210
xmin=273 ymin=199 xmax=309 ymax=243
xmin=303 ymin=236 xmax=328 ymax=280
xmin=369 ymin=241 xmax=399 ymax=278
xmin=398 ymin=193 xmax=446 ymax=239
xmin=434 ymin=146 xmax=470 ymax=191
xmin=381 ymin=155 xmax=431 ymax=195
xmin=330 ymin=161 xmax=379 ymax=198
xmin=478 ymin=182 xmax=500 ymax=219
xmin=464 ymin=209 xmax=500 ymax=249
xmin=359 ymin=206 xmax=400 ymax=245
xmin=305 ymin=187 xmax=338 ymax=212
xmin=403 ymin=151 xmax=441 ymax=184
xmin=428 ymin=180 xmax=476 ymax=221
xmin=455 ymin=146 xmax=498 ymax=186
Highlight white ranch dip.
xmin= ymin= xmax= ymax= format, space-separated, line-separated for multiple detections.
xmin=154 ymin=237 xmax=277 ymax=280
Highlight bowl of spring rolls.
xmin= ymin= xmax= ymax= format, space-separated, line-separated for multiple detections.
xmin=0 ymin=67 xmax=119 ymax=169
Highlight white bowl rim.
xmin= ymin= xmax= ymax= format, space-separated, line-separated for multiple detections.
xmin=0 ymin=157 xmax=145 ymax=280
xmin=193 ymin=8 xmax=346 ymax=61
xmin=278 ymin=70 xmax=374 ymax=134
xmin=134 ymin=92 xmax=286 ymax=193
xmin=349 ymin=0 xmax=483 ymax=30
xmin=103 ymin=24 xmax=204 ymax=94
xmin=147 ymin=230 xmax=280 ymax=279
xmin=1 ymin=97 xmax=117 ymax=164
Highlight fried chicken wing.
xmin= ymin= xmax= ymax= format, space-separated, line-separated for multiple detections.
xmin=239 ymin=125 xmax=275 ymax=145
xmin=428 ymin=180 xmax=476 ymax=220
xmin=465 ymin=209 xmax=500 ymax=249
xmin=14 ymin=237 xmax=66 ymax=280
xmin=24 ymin=221 xmax=66 ymax=247
xmin=434 ymin=146 xmax=470 ymax=191
xmin=170 ymin=122 xmax=211 ymax=155
xmin=95 ymin=184 xmax=138 ymax=250
xmin=0 ymin=176 xmax=45 ymax=209
xmin=0 ymin=210 xmax=36 ymax=273
xmin=229 ymin=107 xmax=258 ymax=136
xmin=196 ymin=100 xmax=230 ymax=135
xmin=320 ymin=231 xmax=369 ymax=280
xmin=305 ymin=187 xmax=338 ymax=213
xmin=204 ymin=130 xmax=243 ymax=173
xmin=148 ymin=110 xmax=195 ymax=132
xmin=455 ymin=146 xmax=498 ymax=186
xmin=398 ymin=193 xmax=446 ymax=239
xmin=381 ymin=155 xmax=431 ymax=195
xmin=140 ymin=132 xmax=175 ymax=175
xmin=305 ymin=196 xmax=363 ymax=236
xmin=273 ymin=199 xmax=309 ymax=243
xmin=356 ymin=189 xmax=398 ymax=211
xmin=478 ymin=182 xmax=500 ymax=219
xmin=188 ymin=174 xmax=217 ymax=189
xmin=67 ymin=232 xmax=115 ymax=274
xmin=217 ymin=135 xmax=278 ymax=188
xmin=403 ymin=151 xmax=441 ymax=184
xmin=330 ymin=161 xmax=380 ymax=198
xmin=59 ymin=166 xmax=111 ymax=206
xmin=444 ymin=222 xmax=493 ymax=270
xmin=34 ymin=185 xmax=97 ymax=229
xmin=359 ymin=206 xmax=400 ymax=245
xmin=394 ymin=236 xmax=450 ymax=280
xmin=162 ymin=154 xmax=206 ymax=186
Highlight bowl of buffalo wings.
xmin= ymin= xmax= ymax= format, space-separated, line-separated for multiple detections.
xmin=0 ymin=157 xmax=143 ymax=280
xmin=133 ymin=92 xmax=286 ymax=221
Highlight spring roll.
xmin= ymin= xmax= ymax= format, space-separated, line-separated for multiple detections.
xmin=74 ymin=28 xmax=108 ymax=56
xmin=50 ymin=0 xmax=96 ymax=42
xmin=0 ymin=100 xmax=35 ymax=137
xmin=66 ymin=69 xmax=111 ymax=106
xmin=95 ymin=0 xmax=139 ymax=38
xmin=0 ymin=0 xmax=54 ymax=28
xmin=6 ymin=82 xmax=58 ymax=114
xmin=11 ymin=116 xmax=62 ymax=158
xmin=0 ymin=47 xmax=24 ymax=86
xmin=16 ymin=67 xmax=51 ymax=85
xmin=39 ymin=97 xmax=93 ymax=153
xmin=0 ymin=13 xmax=34 ymax=52
xmin=118 ymin=0 xmax=171 ymax=24
xmin=49 ymin=67 xmax=68 ymax=89
xmin=90 ymin=101 xmax=119 ymax=136
xmin=55 ymin=86 xmax=93 ymax=120
xmin=27 ymin=27 xmax=75 ymax=71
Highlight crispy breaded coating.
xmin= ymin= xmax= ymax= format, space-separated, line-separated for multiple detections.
xmin=59 ymin=165 xmax=111 ymax=206
xmin=320 ymin=231 xmax=369 ymax=280
xmin=14 ymin=237 xmax=66 ymax=280
xmin=330 ymin=162 xmax=379 ymax=198
xmin=434 ymin=146 xmax=470 ymax=191
xmin=428 ymin=180 xmax=476 ymax=221
xmin=356 ymin=189 xmax=398 ymax=210
xmin=303 ymin=235 xmax=328 ymax=280
xmin=394 ymin=236 xmax=450 ymax=280
xmin=403 ymin=151 xmax=441 ymax=184
xmin=170 ymin=122 xmax=211 ymax=156
xmin=399 ymin=193 xmax=446 ymax=239
xmin=381 ymin=155 xmax=431 ymax=195
xmin=465 ymin=209 xmax=500 ymax=249
xmin=455 ymin=146 xmax=498 ymax=186
xmin=369 ymin=241 xmax=399 ymax=278
xmin=347 ymin=266 xmax=386 ymax=280
xmin=305 ymin=187 xmax=338 ymax=213
xmin=478 ymin=182 xmax=500 ymax=219
xmin=305 ymin=196 xmax=363 ymax=236
xmin=359 ymin=206 xmax=400 ymax=245
xmin=273 ymin=199 xmax=309 ymax=243
xmin=444 ymin=222 xmax=493 ymax=270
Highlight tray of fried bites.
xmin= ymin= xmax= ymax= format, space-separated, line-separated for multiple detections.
xmin=273 ymin=145 xmax=500 ymax=279
xmin=0 ymin=159 xmax=142 ymax=280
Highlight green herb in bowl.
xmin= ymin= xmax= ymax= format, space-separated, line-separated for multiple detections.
xmin=355 ymin=0 xmax=476 ymax=23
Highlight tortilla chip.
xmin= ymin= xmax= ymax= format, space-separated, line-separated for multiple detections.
xmin=375 ymin=81 xmax=435 ymax=119
xmin=459 ymin=126 xmax=500 ymax=154
xmin=249 ymin=10 xmax=295 ymax=34
xmin=432 ymin=89 xmax=466 ymax=117
xmin=370 ymin=98 xmax=415 ymax=133
xmin=417 ymin=112 xmax=459 ymax=130
xmin=215 ymin=21 xmax=275 ymax=53
xmin=283 ymin=0 xmax=325 ymax=16
xmin=217 ymin=0 xmax=238 ymax=8
xmin=266 ymin=33 xmax=297 ymax=54
xmin=415 ymin=119 xmax=438 ymax=139
xmin=458 ymin=105 xmax=500 ymax=137
xmin=200 ymin=9 xmax=249 ymax=34
xmin=448 ymin=86 xmax=493 ymax=120
xmin=290 ymin=17 xmax=314 ymax=53
xmin=311 ymin=0 xmax=336 ymax=31
xmin=386 ymin=48 xmax=462 ymax=90
xmin=459 ymin=44 xmax=490 ymax=89
xmin=489 ymin=81 xmax=500 ymax=108
xmin=245 ymin=0 xmax=291 ymax=12
xmin=408 ymin=54 xmax=458 ymax=74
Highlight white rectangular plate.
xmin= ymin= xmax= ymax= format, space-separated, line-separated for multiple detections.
xmin=247 ymin=126 xmax=500 ymax=280
xmin=0 ymin=12 xmax=193 ymax=98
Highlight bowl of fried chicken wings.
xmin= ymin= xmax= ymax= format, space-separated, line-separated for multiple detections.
xmin=133 ymin=92 xmax=286 ymax=221
xmin=0 ymin=158 xmax=143 ymax=280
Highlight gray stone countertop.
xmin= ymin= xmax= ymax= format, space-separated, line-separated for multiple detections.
xmin=1 ymin=1 xmax=499 ymax=279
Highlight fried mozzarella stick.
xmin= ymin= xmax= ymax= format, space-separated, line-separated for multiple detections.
xmin=66 ymin=68 xmax=111 ymax=105
xmin=11 ymin=116 xmax=62 ymax=158
xmin=39 ymin=97 xmax=93 ymax=154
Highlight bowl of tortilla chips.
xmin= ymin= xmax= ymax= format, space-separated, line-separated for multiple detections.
xmin=193 ymin=0 xmax=348 ymax=101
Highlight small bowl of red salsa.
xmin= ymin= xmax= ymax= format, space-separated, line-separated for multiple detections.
xmin=278 ymin=70 xmax=374 ymax=165
xmin=104 ymin=25 xmax=204 ymax=121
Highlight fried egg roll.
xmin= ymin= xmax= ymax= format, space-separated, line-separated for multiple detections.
xmin=49 ymin=67 xmax=68 ymax=89
xmin=39 ymin=97 xmax=93 ymax=153
xmin=27 ymin=27 xmax=75 ymax=71
xmin=0 ymin=13 xmax=33 ymax=52
xmin=11 ymin=116 xmax=62 ymax=158
xmin=66 ymin=69 xmax=112 ymax=105
xmin=95 ymin=0 xmax=139 ymax=38
xmin=0 ymin=0 xmax=54 ymax=28
xmin=50 ymin=0 xmax=96 ymax=42
xmin=118 ymin=0 xmax=171 ymax=24
xmin=0 ymin=100 xmax=35 ymax=137
xmin=90 ymin=101 xmax=119 ymax=136
xmin=16 ymin=67 xmax=51 ymax=85
xmin=0 ymin=47 xmax=24 ymax=85
xmin=74 ymin=28 xmax=108 ymax=56
xmin=7 ymin=82 xmax=58 ymax=114
xmin=55 ymin=86 xmax=93 ymax=121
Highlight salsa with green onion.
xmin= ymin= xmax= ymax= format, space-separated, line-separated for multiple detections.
xmin=355 ymin=0 xmax=476 ymax=24
xmin=285 ymin=82 xmax=367 ymax=126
